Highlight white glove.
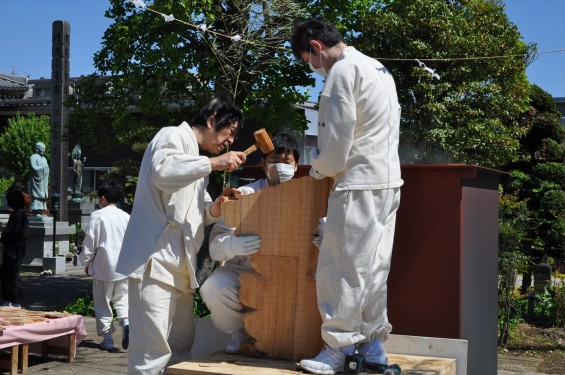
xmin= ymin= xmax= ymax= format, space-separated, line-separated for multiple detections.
xmin=313 ymin=235 xmax=323 ymax=249
xmin=309 ymin=148 xmax=324 ymax=180
xmin=312 ymin=217 xmax=326 ymax=249
xmin=309 ymin=147 xmax=319 ymax=160
xmin=227 ymin=235 xmax=261 ymax=257
xmin=316 ymin=217 xmax=326 ymax=236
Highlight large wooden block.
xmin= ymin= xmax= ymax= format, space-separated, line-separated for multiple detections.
xmin=222 ymin=176 xmax=332 ymax=360
xmin=167 ymin=352 xmax=456 ymax=375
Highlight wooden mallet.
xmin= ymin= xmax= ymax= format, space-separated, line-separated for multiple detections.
xmin=223 ymin=129 xmax=274 ymax=198
xmin=242 ymin=129 xmax=274 ymax=156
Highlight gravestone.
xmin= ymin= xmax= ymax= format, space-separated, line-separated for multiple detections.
xmin=534 ymin=261 xmax=552 ymax=293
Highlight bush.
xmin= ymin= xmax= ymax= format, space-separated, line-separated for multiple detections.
xmin=553 ymin=274 xmax=565 ymax=328
xmin=0 ymin=176 xmax=15 ymax=206
xmin=63 ymin=289 xmax=211 ymax=319
xmin=63 ymin=291 xmax=95 ymax=317
xmin=515 ymin=277 xmax=565 ymax=329
xmin=194 ymin=290 xmax=210 ymax=318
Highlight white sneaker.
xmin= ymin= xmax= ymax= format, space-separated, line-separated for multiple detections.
xmin=99 ymin=334 xmax=114 ymax=350
xmin=299 ymin=346 xmax=346 ymax=375
xmin=225 ymin=330 xmax=249 ymax=354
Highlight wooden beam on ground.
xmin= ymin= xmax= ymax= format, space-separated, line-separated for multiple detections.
xmin=167 ymin=352 xmax=456 ymax=375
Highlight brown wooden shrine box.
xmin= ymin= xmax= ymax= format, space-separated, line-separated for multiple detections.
xmin=237 ymin=164 xmax=506 ymax=375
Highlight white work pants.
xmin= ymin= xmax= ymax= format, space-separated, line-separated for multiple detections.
xmin=317 ymin=188 xmax=400 ymax=348
xmin=92 ymin=278 xmax=128 ymax=336
xmin=199 ymin=265 xmax=245 ymax=333
xmin=127 ymin=276 xmax=195 ymax=375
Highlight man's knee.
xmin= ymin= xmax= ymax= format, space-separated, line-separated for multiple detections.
xmin=200 ymin=270 xmax=234 ymax=307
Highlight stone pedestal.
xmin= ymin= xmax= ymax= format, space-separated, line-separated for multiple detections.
xmin=42 ymin=255 xmax=67 ymax=275
xmin=67 ymin=200 xmax=96 ymax=228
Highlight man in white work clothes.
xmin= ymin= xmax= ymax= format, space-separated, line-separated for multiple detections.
xmin=200 ymin=132 xmax=299 ymax=354
xmin=290 ymin=18 xmax=403 ymax=375
xmin=116 ymin=96 xmax=247 ymax=374
xmin=79 ymin=180 xmax=130 ymax=350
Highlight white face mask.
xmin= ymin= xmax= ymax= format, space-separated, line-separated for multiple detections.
xmin=266 ymin=163 xmax=295 ymax=186
xmin=309 ymin=49 xmax=328 ymax=77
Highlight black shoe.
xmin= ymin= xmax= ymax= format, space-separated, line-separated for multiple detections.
xmin=122 ymin=325 xmax=129 ymax=350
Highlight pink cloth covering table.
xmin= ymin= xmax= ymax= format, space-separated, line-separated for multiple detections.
xmin=0 ymin=314 xmax=87 ymax=350
xmin=0 ymin=314 xmax=87 ymax=374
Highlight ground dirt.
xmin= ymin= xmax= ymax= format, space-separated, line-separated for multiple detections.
xmin=499 ymin=324 xmax=565 ymax=374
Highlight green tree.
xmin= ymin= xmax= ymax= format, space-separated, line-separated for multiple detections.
xmin=67 ymin=0 xmax=310 ymax=153
xmin=498 ymin=189 xmax=529 ymax=345
xmin=0 ymin=113 xmax=51 ymax=185
xmin=503 ymin=84 xmax=565 ymax=289
xmin=520 ymin=85 xmax=564 ymax=161
xmin=347 ymin=0 xmax=534 ymax=167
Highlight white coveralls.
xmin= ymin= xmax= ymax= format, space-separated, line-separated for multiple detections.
xmin=116 ymin=122 xmax=220 ymax=374
xmin=199 ymin=179 xmax=267 ymax=333
xmin=79 ymin=205 xmax=130 ymax=336
xmin=309 ymin=46 xmax=403 ymax=349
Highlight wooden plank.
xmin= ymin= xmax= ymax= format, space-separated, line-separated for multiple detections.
xmin=41 ymin=334 xmax=75 ymax=360
xmin=384 ymin=334 xmax=467 ymax=375
xmin=167 ymin=352 xmax=456 ymax=375
xmin=67 ymin=332 xmax=76 ymax=362
xmin=9 ymin=344 xmax=18 ymax=375
xmin=241 ymin=256 xmax=297 ymax=359
xmin=20 ymin=344 xmax=28 ymax=374
xmin=221 ymin=176 xmax=330 ymax=360
xmin=0 ymin=307 xmax=64 ymax=328
xmin=167 ymin=352 xmax=299 ymax=375
xmin=388 ymin=354 xmax=456 ymax=375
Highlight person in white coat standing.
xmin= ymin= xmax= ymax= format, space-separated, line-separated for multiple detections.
xmin=116 ymin=96 xmax=246 ymax=374
xmin=79 ymin=180 xmax=130 ymax=350
xmin=200 ymin=132 xmax=299 ymax=354
xmin=290 ymin=19 xmax=403 ymax=375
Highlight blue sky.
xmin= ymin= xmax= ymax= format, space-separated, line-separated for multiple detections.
xmin=0 ymin=0 xmax=564 ymax=98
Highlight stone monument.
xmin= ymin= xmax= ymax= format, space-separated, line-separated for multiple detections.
xmin=17 ymin=20 xmax=74 ymax=273
xmin=50 ymin=20 xmax=70 ymax=221
xmin=70 ymin=144 xmax=85 ymax=202
xmin=29 ymin=142 xmax=50 ymax=217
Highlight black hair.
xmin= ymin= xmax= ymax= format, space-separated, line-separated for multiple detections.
xmin=192 ymin=96 xmax=244 ymax=133
xmin=8 ymin=182 xmax=26 ymax=193
xmin=263 ymin=132 xmax=300 ymax=162
xmin=290 ymin=18 xmax=344 ymax=60
xmin=6 ymin=190 xmax=25 ymax=211
xmin=97 ymin=180 xmax=125 ymax=204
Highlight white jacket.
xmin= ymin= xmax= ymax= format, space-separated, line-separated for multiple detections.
xmin=116 ymin=122 xmax=219 ymax=289
xmin=79 ymin=205 xmax=130 ymax=281
xmin=311 ymin=46 xmax=403 ymax=190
